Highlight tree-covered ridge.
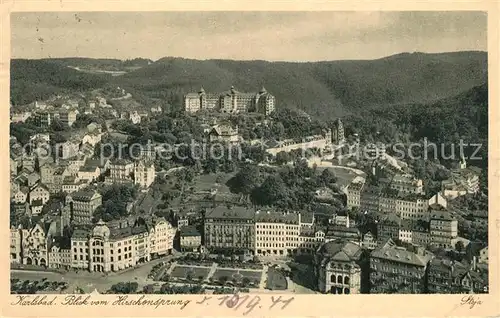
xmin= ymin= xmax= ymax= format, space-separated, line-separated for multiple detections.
xmin=11 ymin=51 xmax=487 ymax=119
xmin=10 ymin=59 xmax=110 ymax=105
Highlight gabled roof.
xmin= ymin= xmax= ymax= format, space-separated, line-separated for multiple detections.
xmin=318 ymin=240 xmax=362 ymax=262
xmin=371 ymin=245 xmax=432 ymax=267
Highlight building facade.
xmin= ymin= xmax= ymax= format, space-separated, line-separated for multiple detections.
xmin=134 ymin=160 xmax=155 ymax=188
xmin=184 ymin=86 xmax=275 ymax=116
xmin=204 ymin=206 xmax=255 ymax=253
xmin=67 ymin=190 xmax=102 ymax=225
xmin=315 ymin=240 xmax=364 ymax=294
xmin=370 ymin=240 xmax=433 ymax=294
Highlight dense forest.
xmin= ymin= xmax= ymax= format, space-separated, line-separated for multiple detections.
xmin=11 ymin=51 xmax=487 ymax=120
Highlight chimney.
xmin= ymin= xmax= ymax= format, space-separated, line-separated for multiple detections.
xmin=472 ymin=256 xmax=477 ymax=271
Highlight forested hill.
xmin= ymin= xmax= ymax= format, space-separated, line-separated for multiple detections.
xmin=11 ymin=51 xmax=487 ymax=118
xmin=118 ymin=51 xmax=487 ymax=118
xmin=10 ymin=59 xmax=110 ymax=105
xmin=345 ymin=83 xmax=488 ymax=168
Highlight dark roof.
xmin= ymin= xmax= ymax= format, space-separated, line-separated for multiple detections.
xmin=205 ymin=205 xmax=255 ymax=220
xmin=31 ymin=199 xmax=44 ymax=207
xmin=327 ymin=225 xmax=360 ymax=234
xmin=180 ymin=225 xmax=201 ymax=237
xmin=318 ymin=240 xmax=362 ymax=262
xmin=255 ymin=211 xmax=299 ymax=224
xmin=70 ymin=190 xmax=100 ymax=202
xmin=430 ymin=210 xmax=456 ymax=221
xmin=371 ymin=246 xmax=432 ymax=267
xmin=72 ymin=229 xmax=90 ymax=239
xmin=79 ymin=165 xmax=99 ymax=172
xmin=109 ymin=225 xmax=148 ymax=240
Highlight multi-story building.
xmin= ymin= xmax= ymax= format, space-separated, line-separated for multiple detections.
xmin=427 ymin=256 xmax=488 ymax=294
xmin=34 ymin=111 xmax=57 ymax=127
xmin=29 ymin=184 xmax=50 ymax=205
xmin=204 ymin=205 xmax=255 ymax=253
xmin=77 ymin=165 xmax=101 ymax=182
xmin=427 ymin=257 xmax=470 ymax=293
xmin=106 ymin=159 xmax=134 ymax=184
xmin=346 ymin=181 xmax=364 ymax=209
xmin=11 ymin=111 xmax=32 ymax=123
xmin=360 ymin=185 xmax=382 ymax=214
xmin=479 ymin=246 xmax=488 ymax=264
xmin=325 ymin=226 xmax=361 ymax=243
xmin=429 ymin=205 xmax=458 ymax=249
xmin=68 ymin=218 xmax=175 ymax=273
xmin=254 ymin=211 xmax=301 ymax=257
xmin=265 ymin=133 xmax=332 ymax=156
xmin=10 ymin=226 xmax=23 ymax=264
xmin=39 ymin=162 xmax=56 ymax=185
xmin=134 ymin=160 xmax=155 ymax=188
xmin=66 ymin=190 xmax=102 ymax=225
xmin=331 ymin=118 xmax=345 ymax=145
xmin=361 ymin=231 xmax=377 ymax=250
xmin=441 ymin=159 xmax=480 ymax=199
xmin=21 ymin=222 xmax=58 ymax=266
xmin=376 ymin=214 xmax=401 ymax=243
xmin=370 ymin=239 xmax=433 ymax=294
xmin=12 ymin=187 xmax=29 ymax=204
xmin=315 ymin=240 xmax=365 ymax=294
xmin=184 ymin=86 xmax=275 ymax=115
xmin=59 ymin=110 xmax=77 ymax=127
xmin=297 ymin=228 xmax=326 ymax=254
xmin=379 ymin=191 xmax=429 ymax=221
xmin=48 ymin=240 xmax=72 ymax=270
xmin=382 ymin=174 xmax=424 ymax=195
xmin=129 ymin=111 xmax=141 ymax=124
xmin=179 ymin=225 xmax=202 ymax=252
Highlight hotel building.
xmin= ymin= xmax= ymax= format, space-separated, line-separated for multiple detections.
xmin=184 ymin=86 xmax=275 ymax=116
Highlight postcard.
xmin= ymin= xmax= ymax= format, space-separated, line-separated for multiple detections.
xmin=1 ymin=1 xmax=498 ymax=317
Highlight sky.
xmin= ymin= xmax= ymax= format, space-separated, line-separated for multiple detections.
xmin=11 ymin=11 xmax=487 ymax=62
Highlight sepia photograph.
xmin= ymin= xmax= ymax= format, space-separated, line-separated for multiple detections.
xmin=8 ymin=10 xmax=490 ymax=301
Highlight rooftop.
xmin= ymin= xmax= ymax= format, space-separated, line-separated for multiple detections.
xmin=255 ymin=210 xmax=300 ymax=224
xmin=371 ymin=245 xmax=432 ymax=267
xmin=180 ymin=225 xmax=201 ymax=237
xmin=205 ymin=205 xmax=255 ymax=220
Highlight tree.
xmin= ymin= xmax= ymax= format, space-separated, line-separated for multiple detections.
xmin=219 ymin=276 xmax=229 ymax=285
xmin=50 ymin=118 xmax=66 ymax=132
xmin=143 ymin=284 xmax=154 ymax=294
xmin=317 ymin=168 xmax=337 ymax=187
xmin=455 ymin=241 xmax=465 ymax=253
xmin=252 ymin=175 xmax=288 ymax=207
xmin=275 ymin=151 xmax=291 ymax=165
xmin=228 ymin=164 xmax=261 ymax=195
xmin=242 ymin=277 xmax=251 ymax=287
xmin=109 ymin=282 xmax=138 ymax=294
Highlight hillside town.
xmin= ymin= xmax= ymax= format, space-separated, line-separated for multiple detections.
xmin=9 ymin=80 xmax=489 ymax=296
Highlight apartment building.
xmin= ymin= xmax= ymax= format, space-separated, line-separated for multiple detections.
xmin=381 ymin=174 xmax=424 ymax=195
xmin=66 ymin=190 xmax=102 ymax=225
xmin=204 ymin=205 xmax=256 ymax=253
xmin=180 ymin=225 xmax=202 ymax=252
xmin=106 ymin=159 xmax=134 ymax=184
xmin=254 ymin=211 xmax=300 ymax=256
xmin=69 ymin=218 xmax=176 ymax=273
xmin=331 ymin=118 xmax=345 ymax=145
xmin=346 ymin=181 xmax=364 ymax=209
xmin=370 ymin=239 xmax=433 ymax=294
xmin=429 ymin=205 xmax=458 ymax=249
xmin=134 ymin=160 xmax=155 ymax=188
xmin=59 ymin=110 xmax=77 ymax=127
